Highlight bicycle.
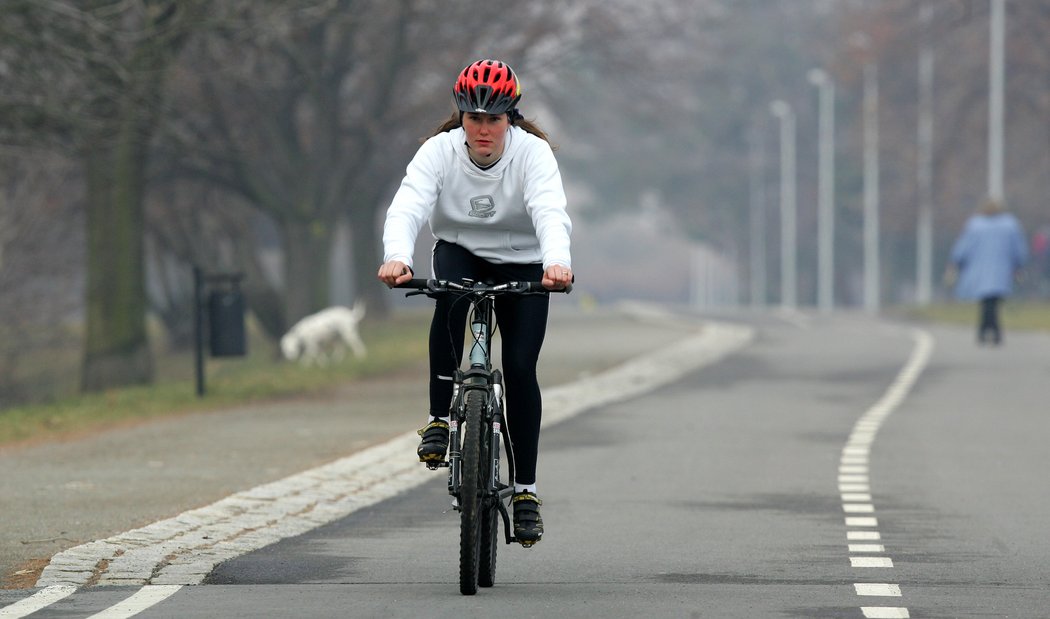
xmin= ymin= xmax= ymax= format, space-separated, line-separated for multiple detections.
xmin=395 ymin=277 xmax=571 ymax=595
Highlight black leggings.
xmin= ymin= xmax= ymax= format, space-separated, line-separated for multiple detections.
xmin=978 ymin=296 xmax=1002 ymax=343
xmin=429 ymin=241 xmax=549 ymax=486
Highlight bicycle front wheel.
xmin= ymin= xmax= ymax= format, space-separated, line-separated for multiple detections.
xmin=459 ymin=389 xmax=488 ymax=595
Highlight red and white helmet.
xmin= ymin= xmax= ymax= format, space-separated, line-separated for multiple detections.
xmin=453 ymin=59 xmax=522 ymax=115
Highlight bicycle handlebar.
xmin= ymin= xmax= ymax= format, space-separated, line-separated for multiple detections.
xmin=393 ymin=278 xmax=572 ymax=295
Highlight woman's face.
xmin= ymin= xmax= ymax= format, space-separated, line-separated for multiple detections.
xmin=462 ymin=112 xmax=508 ymax=163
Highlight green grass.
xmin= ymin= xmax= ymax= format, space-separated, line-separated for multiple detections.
xmin=6 ymin=300 xmax=1046 ymax=448
xmin=0 ymin=312 xmax=430 ymax=447
xmin=895 ymin=300 xmax=1050 ymax=331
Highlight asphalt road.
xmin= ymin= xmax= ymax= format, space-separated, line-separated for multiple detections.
xmin=0 ymin=305 xmax=696 ymax=588
xmin=3 ymin=308 xmax=1049 ymax=618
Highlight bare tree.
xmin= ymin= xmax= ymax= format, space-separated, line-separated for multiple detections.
xmin=0 ymin=0 xmax=206 ymax=391
xmin=157 ymin=0 xmax=575 ymax=325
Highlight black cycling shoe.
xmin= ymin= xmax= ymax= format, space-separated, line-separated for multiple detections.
xmin=416 ymin=420 xmax=450 ymax=463
xmin=512 ymin=492 xmax=543 ymax=547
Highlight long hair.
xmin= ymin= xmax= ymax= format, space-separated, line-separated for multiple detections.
xmin=425 ymin=111 xmax=556 ymax=149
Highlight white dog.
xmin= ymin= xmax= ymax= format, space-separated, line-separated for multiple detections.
xmin=280 ymin=302 xmax=367 ymax=365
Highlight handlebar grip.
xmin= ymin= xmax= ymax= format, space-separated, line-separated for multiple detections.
xmin=394 ymin=278 xmax=432 ymax=289
xmin=524 ymin=281 xmax=572 ymax=294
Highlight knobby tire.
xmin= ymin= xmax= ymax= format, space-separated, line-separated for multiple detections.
xmin=478 ymin=402 xmax=501 ymax=587
xmin=459 ymin=389 xmax=488 ymax=595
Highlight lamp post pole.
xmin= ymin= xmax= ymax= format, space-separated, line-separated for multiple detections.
xmin=749 ymin=123 xmax=767 ymax=308
xmin=988 ymin=0 xmax=1005 ymax=204
xmin=770 ymin=100 xmax=797 ymax=310
xmin=808 ymin=68 xmax=835 ymax=313
xmin=916 ymin=2 xmax=935 ymax=306
xmin=862 ymin=60 xmax=880 ymax=313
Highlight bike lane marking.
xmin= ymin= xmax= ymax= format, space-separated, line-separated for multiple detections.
xmin=15 ymin=318 xmax=752 ymax=617
xmin=841 ymin=328 xmax=933 ymax=619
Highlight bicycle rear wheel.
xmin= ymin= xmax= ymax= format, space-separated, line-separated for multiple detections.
xmin=459 ymin=389 xmax=488 ymax=595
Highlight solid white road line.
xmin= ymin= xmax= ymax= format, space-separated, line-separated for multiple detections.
xmin=0 ymin=585 xmax=76 ymax=618
xmin=85 ymin=586 xmax=182 ymax=619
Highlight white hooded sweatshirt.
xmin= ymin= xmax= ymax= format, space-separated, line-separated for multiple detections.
xmin=382 ymin=125 xmax=572 ymax=272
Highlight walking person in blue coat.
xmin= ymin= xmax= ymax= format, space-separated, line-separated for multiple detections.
xmin=945 ymin=199 xmax=1028 ymax=345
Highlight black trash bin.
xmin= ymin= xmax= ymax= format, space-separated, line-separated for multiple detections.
xmin=208 ymin=289 xmax=246 ymax=357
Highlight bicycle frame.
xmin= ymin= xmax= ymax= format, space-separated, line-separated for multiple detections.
xmin=447 ymin=292 xmax=515 ymax=539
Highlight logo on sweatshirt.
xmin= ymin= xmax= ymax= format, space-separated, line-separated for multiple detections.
xmin=468 ymin=195 xmax=496 ymax=218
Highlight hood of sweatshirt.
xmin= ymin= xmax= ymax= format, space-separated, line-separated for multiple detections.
xmin=450 ymin=126 xmax=523 ymax=178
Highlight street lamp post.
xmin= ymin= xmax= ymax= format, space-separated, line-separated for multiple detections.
xmin=808 ymin=68 xmax=835 ymax=314
xmin=749 ymin=123 xmax=767 ymax=308
xmin=988 ymin=0 xmax=1005 ymax=204
xmin=916 ymin=3 xmax=935 ymax=306
xmin=770 ymin=99 xmax=797 ymax=310
xmin=862 ymin=60 xmax=880 ymax=313
xmin=850 ymin=31 xmax=880 ymax=314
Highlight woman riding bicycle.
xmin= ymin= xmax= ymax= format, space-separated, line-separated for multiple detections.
xmin=377 ymin=59 xmax=572 ymax=546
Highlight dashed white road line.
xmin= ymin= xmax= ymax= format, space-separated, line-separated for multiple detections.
xmin=851 ymin=557 xmax=895 ymax=568
xmin=855 ymin=583 xmax=902 ymax=597
xmin=3 ymin=314 xmax=753 ymax=618
xmin=839 ymin=483 xmax=870 ymax=492
xmin=843 ymin=503 xmax=876 ymax=513
xmin=848 ymin=531 xmax=882 ymax=541
xmin=845 ymin=516 xmax=879 ymax=527
xmin=842 ymin=328 xmax=934 ymax=619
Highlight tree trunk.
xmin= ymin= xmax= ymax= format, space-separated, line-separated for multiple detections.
xmin=78 ymin=2 xmax=197 ymax=391
xmin=283 ymin=219 xmax=334 ymax=324
xmin=80 ymin=126 xmax=153 ymax=391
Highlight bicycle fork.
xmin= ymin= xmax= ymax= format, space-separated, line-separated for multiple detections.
xmin=446 ymin=379 xmax=502 ymax=511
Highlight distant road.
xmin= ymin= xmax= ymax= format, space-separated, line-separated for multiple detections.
xmin=3 ymin=310 xmax=1049 ymax=618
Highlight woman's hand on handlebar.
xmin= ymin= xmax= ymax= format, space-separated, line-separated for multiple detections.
xmin=377 ymin=260 xmax=414 ymax=287
xmin=542 ymin=264 xmax=573 ymax=291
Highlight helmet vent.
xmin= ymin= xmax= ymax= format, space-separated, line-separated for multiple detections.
xmin=453 ymin=59 xmax=521 ymax=115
